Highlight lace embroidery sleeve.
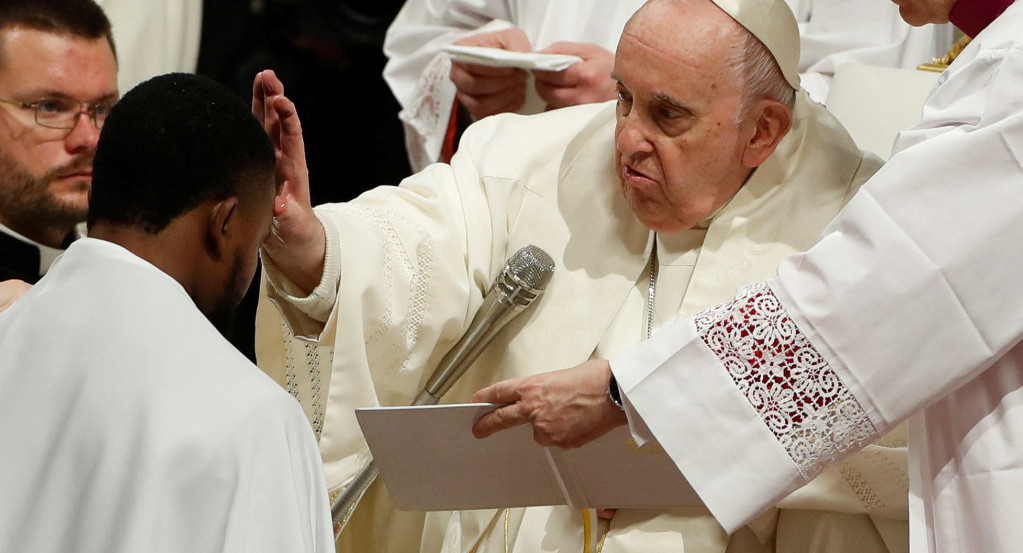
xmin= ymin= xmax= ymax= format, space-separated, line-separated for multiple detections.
xmin=694 ymin=281 xmax=880 ymax=479
xmin=399 ymin=54 xmax=457 ymax=172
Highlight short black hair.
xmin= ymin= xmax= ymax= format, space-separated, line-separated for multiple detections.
xmin=88 ymin=73 xmax=276 ymax=233
xmin=0 ymin=0 xmax=116 ymax=67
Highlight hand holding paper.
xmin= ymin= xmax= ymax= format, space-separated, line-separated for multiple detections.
xmin=445 ymin=30 xmax=601 ymax=119
xmin=448 ymin=28 xmax=534 ymax=118
xmin=533 ymin=41 xmax=617 ymax=109
xmin=471 ymin=359 xmax=627 ymax=448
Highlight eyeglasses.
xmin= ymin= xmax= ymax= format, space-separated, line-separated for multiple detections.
xmin=0 ymin=97 xmax=117 ymax=130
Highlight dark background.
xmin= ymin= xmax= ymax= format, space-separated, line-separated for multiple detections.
xmin=196 ymin=0 xmax=413 ymax=359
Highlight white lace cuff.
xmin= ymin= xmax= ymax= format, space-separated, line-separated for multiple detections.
xmin=694 ymin=281 xmax=879 ymax=479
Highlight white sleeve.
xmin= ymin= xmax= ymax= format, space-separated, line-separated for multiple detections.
xmin=611 ymin=286 xmax=833 ymax=533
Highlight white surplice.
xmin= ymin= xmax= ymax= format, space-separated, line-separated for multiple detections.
xmin=381 ymin=0 xmax=648 ymax=171
xmin=0 ymin=238 xmax=333 ymax=553
xmin=784 ymin=0 xmax=954 ymax=103
xmin=612 ymin=2 xmax=1023 ymax=552
xmin=256 ymin=94 xmax=897 ymax=553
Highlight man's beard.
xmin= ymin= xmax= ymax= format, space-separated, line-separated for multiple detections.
xmin=0 ymin=148 xmax=91 ymax=238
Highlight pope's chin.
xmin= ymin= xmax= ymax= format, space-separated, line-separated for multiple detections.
xmin=897 ymin=5 xmax=940 ymax=26
xmin=619 ymin=185 xmax=662 ymax=231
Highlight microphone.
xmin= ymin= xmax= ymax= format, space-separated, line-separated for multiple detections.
xmin=414 ymin=244 xmax=556 ymax=405
xmin=331 ymin=245 xmax=556 ymax=536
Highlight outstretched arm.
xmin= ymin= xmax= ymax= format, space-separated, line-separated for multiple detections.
xmin=252 ymin=69 xmax=326 ymax=295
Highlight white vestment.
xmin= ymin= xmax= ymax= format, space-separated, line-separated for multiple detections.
xmin=257 ymin=94 xmax=901 ymax=552
xmin=0 ymin=238 xmax=333 ymax=553
xmin=783 ymin=0 xmax=954 ymax=103
xmin=611 ymin=3 xmax=1023 ymax=553
xmin=95 ymin=0 xmax=202 ymax=93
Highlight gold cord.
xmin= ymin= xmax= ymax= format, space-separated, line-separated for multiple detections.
xmin=504 ymin=509 xmax=510 ymax=553
xmin=918 ymin=35 xmax=972 ymax=72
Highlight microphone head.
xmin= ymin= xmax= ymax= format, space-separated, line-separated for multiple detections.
xmin=418 ymin=244 xmax=556 ymax=401
xmin=499 ymin=245 xmax=555 ymax=307
xmin=507 ymin=245 xmax=555 ymax=290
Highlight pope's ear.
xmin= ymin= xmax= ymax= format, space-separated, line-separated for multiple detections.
xmin=741 ymin=99 xmax=793 ymax=168
xmin=204 ymin=196 xmax=240 ymax=261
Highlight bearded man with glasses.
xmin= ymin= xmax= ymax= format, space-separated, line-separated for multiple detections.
xmin=0 ymin=0 xmax=118 ymax=286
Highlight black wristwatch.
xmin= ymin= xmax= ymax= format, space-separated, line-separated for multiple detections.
xmin=607 ymin=374 xmax=625 ymax=411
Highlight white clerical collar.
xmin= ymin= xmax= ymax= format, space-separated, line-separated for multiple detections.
xmin=0 ymin=221 xmax=77 ymax=275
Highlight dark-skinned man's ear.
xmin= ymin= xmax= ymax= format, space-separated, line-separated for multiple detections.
xmin=204 ymin=197 xmax=240 ymax=261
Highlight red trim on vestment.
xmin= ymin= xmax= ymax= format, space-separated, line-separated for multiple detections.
xmin=441 ymin=98 xmax=460 ymax=163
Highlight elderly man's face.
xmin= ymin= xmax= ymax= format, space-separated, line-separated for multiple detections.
xmin=0 ymin=27 xmax=117 ymax=245
xmin=613 ymin=1 xmax=758 ymax=233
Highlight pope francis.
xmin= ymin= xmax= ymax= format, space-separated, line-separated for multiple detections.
xmin=252 ymin=0 xmax=906 ymax=552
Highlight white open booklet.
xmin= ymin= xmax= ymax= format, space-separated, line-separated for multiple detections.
xmin=355 ymin=403 xmax=702 ymax=511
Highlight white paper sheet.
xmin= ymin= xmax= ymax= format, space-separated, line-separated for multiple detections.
xmin=442 ymin=45 xmax=583 ymax=71
xmin=356 ymin=403 xmax=702 ymax=511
